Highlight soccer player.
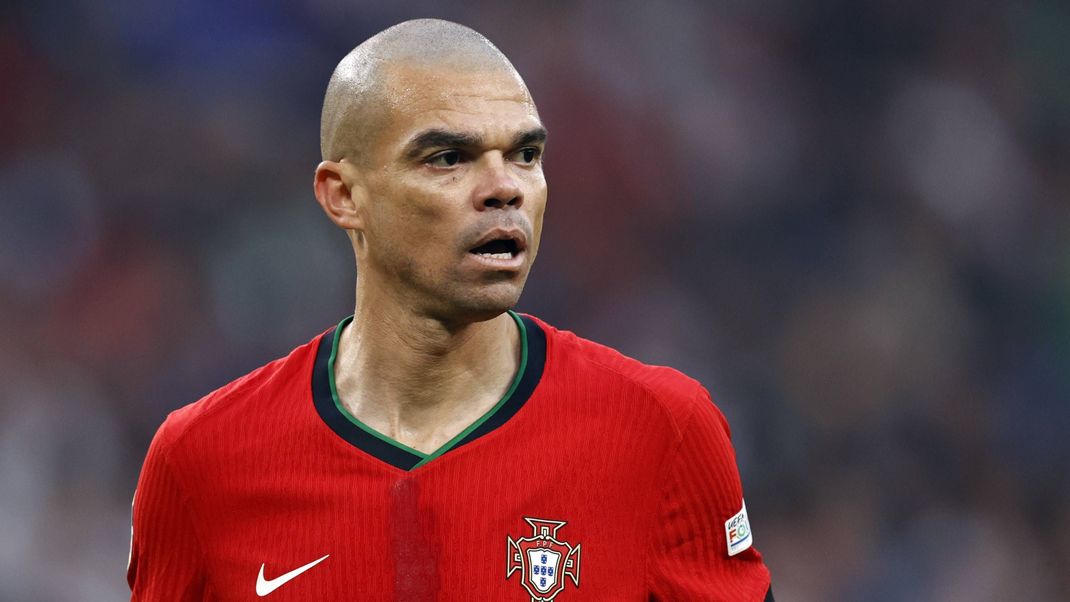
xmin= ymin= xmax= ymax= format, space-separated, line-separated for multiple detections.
xmin=128 ymin=18 xmax=773 ymax=601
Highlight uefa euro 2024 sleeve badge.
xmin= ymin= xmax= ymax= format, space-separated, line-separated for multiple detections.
xmin=506 ymin=517 xmax=581 ymax=601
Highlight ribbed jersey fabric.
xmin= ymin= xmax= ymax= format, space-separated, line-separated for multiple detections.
xmin=128 ymin=314 xmax=772 ymax=601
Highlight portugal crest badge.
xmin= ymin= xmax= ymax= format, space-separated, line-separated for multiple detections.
xmin=506 ymin=517 xmax=581 ymax=601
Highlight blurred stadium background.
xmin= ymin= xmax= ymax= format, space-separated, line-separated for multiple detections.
xmin=2 ymin=1 xmax=1069 ymax=600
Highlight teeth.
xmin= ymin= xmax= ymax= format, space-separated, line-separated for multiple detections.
xmin=478 ymin=252 xmax=513 ymax=260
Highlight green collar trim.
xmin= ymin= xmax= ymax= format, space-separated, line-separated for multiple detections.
xmin=326 ymin=310 xmax=529 ymax=468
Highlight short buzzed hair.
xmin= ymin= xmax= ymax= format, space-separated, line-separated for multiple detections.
xmin=319 ymin=19 xmax=519 ymax=162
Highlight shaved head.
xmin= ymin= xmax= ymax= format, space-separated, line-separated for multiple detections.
xmin=320 ymin=19 xmax=523 ymax=163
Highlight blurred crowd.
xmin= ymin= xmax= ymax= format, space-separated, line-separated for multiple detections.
xmin=1 ymin=1 xmax=1068 ymax=600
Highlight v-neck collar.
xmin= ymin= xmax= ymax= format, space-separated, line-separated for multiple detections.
xmin=311 ymin=310 xmax=546 ymax=471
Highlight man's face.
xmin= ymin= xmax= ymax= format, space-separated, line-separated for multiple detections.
xmin=353 ymin=64 xmax=547 ymax=323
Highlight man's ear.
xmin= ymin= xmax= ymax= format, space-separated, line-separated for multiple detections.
xmin=313 ymin=160 xmax=367 ymax=231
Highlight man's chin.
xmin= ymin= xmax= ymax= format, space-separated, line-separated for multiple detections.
xmin=434 ymin=286 xmax=523 ymax=325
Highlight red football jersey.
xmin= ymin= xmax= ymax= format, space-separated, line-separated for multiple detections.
xmin=128 ymin=312 xmax=773 ymax=601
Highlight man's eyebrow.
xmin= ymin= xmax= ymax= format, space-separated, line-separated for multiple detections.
xmin=513 ymin=127 xmax=548 ymax=148
xmin=403 ymin=126 xmax=548 ymax=160
xmin=404 ymin=129 xmax=483 ymax=159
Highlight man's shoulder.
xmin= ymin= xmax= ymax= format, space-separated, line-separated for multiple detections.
xmin=530 ymin=315 xmax=719 ymax=428
xmin=151 ymin=329 xmax=326 ymax=453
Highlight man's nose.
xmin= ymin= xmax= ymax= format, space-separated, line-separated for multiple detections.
xmin=474 ymin=154 xmax=522 ymax=210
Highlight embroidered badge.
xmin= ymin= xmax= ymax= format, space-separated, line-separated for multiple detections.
xmin=724 ymin=500 xmax=753 ymax=556
xmin=507 ymin=517 xmax=581 ymax=601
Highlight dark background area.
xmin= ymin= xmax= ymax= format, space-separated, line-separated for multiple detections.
xmin=1 ymin=1 xmax=1068 ymax=599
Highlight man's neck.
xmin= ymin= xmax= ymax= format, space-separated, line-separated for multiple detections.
xmin=332 ymin=296 xmax=521 ymax=455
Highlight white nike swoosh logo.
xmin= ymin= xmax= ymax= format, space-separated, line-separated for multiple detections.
xmin=256 ymin=554 xmax=330 ymax=596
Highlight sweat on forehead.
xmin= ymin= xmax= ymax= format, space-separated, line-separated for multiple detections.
xmin=319 ymin=19 xmax=520 ymax=162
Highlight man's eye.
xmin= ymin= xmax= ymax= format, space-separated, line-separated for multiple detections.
xmin=428 ymin=150 xmax=461 ymax=167
xmin=516 ymin=147 xmax=540 ymax=164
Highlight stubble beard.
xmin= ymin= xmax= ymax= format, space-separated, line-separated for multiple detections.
xmin=431 ymin=268 xmax=528 ymax=326
xmin=385 ymin=254 xmax=527 ymax=326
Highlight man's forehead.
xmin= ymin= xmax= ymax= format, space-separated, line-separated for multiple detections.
xmin=381 ymin=62 xmax=533 ymax=108
xmin=375 ymin=63 xmax=540 ymax=143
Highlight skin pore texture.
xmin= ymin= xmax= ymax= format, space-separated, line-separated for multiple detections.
xmin=312 ymin=19 xmax=548 ymax=455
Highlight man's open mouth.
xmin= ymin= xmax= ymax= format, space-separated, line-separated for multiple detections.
xmin=469 ymin=238 xmax=521 ymax=260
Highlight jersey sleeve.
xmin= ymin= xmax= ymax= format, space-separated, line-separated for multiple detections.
xmin=127 ymin=421 xmax=207 ymax=601
xmin=647 ymin=388 xmax=773 ymax=601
